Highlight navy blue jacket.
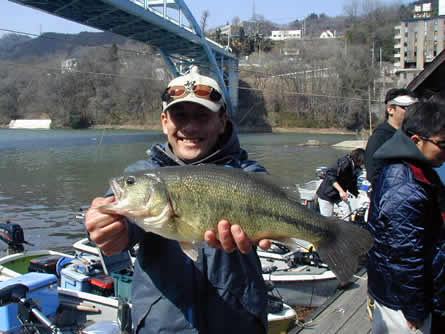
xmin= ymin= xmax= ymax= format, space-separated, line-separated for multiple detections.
xmin=367 ymin=130 xmax=445 ymax=323
xmin=122 ymin=122 xmax=268 ymax=333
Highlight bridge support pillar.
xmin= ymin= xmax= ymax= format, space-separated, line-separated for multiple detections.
xmin=227 ymin=59 xmax=239 ymax=115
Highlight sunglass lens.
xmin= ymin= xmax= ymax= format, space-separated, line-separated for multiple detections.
xmin=194 ymin=85 xmax=212 ymax=97
xmin=168 ymin=86 xmax=185 ymax=97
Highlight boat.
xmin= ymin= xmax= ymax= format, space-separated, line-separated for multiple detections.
xmin=259 ymin=241 xmax=338 ymax=308
xmin=258 ymin=167 xmax=370 ymax=309
xmin=296 ymin=166 xmax=370 ymax=223
xmin=0 ymin=221 xmax=131 ymax=334
xmin=0 ymin=221 xmax=296 ymax=334
xmin=267 ymin=296 xmax=298 ymax=334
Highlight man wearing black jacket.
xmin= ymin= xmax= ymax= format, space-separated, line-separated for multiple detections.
xmin=316 ymin=148 xmax=365 ymax=218
xmin=365 ymin=88 xmax=418 ymax=188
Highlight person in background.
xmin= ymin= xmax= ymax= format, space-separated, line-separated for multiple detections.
xmin=367 ymin=101 xmax=445 ymax=333
xmin=426 ymin=92 xmax=445 ymax=333
xmin=316 ymin=148 xmax=365 ymax=218
xmin=365 ymin=88 xmax=418 ymax=188
xmin=84 ymin=66 xmax=270 ymax=334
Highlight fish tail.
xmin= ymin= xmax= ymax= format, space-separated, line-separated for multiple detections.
xmin=316 ymin=217 xmax=373 ymax=285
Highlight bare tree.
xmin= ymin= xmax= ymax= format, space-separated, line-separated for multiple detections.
xmin=200 ymin=10 xmax=210 ymax=34
xmin=343 ymin=0 xmax=360 ymax=23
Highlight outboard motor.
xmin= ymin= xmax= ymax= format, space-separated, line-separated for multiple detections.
xmin=0 ymin=221 xmax=33 ymax=254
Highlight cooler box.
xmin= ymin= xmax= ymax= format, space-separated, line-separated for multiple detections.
xmin=98 ymin=250 xmax=133 ymax=301
xmin=61 ymin=264 xmax=92 ymax=293
xmin=28 ymin=255 xmax=62 ymax=275
xmin=0 ymin=272 xmax=59 ymax=332
xmin=60 ymin=255 xmax=102 ymax=293
xmin=111 ymin=271 xmax=133 ymax=301
xmin=89 ymin=274 xmax=114 ymax=297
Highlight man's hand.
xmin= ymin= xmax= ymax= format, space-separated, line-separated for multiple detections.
xmin=339 ymin=190 xmax=349 ymax=201
xmin=85 ymin=196 xmax=129 ymax=256
xmin=406 ymin=319 xmax=420 ymax=331
xmin=204 ymin=220 xmax=271 ymax=254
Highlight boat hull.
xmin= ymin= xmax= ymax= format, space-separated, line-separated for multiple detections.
xmin=267 ymin=303 xmax=296 ymax=334
xmin=266 ymin=274 xmax=338 ymax=307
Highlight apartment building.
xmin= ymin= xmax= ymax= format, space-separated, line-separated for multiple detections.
xmin=269 ymin=30 xmax=302 ymax=41
xmin=394 ymin=1 xmax=445 ymax=71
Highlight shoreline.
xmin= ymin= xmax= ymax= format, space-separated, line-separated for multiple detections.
xmin=271 ymin=127 xmax=356 ymax=135
xmin=90 ymin=124 xmax=357 ymax=135
xmin=1 ymin=123 xmax=359 ymax=136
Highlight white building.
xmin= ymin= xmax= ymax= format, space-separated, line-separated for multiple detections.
xmin=394 ymin=16 xmax=445 ymax=70
xmin=61 ymin=58 xmax=78 ymax=74
xmin=413 ymin=2 xmax=433 ymax=19
xmin=320 ymin=30 xmax=336 ymax=39
xmin=219 ymin=24 xmax=231 ymax=36
xmin=269 ymin=30 xmax=302 ymax=41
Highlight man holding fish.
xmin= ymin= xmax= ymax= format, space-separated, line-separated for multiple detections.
xmin=85 ymin=66 xmax=372 ymax=334
xmin=85 ymin=66 xmax=272 ymax=333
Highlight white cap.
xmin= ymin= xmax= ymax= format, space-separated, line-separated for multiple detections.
xmin=386 ymin=95 xmax=419 ymax=107
xmin=162 ymin=66 xmax=226 ymax=113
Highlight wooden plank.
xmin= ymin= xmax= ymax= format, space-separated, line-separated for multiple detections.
xmin=335 ymin=296 xmax=371 ymax=334
xmin=290 ymin=270 xmax=371 ymax=334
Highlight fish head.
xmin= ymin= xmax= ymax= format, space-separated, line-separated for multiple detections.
xmin=99 ymin=172 xmax=170 ymax=219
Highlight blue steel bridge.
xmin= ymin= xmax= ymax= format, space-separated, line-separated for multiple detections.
xmin=9 ymin=0 xmax=239 ymax=115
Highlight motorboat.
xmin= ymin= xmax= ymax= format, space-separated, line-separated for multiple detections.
xmin=296 ymin=166 xmax=370 ymax=224
xmin=258 ymin=240 xmax=338 ymax=308
xmin=261 ymin=167 xmax=370 ymax=308
xmin=0 ymin=221 xmax=296 ymax=334
xmin=0 ymin=221 xmax=131 ymax=334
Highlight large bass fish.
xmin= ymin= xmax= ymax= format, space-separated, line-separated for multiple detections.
xmin=99 ymin=165 xmax=373 ymax=284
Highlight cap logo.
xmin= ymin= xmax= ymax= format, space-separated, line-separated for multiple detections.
xmin=184 ymin=80 xmax=196 ymax=94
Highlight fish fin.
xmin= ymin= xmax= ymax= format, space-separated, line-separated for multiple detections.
xmin=179 ymin=242 xmax=199 ymax=262
xmin=316 ymin=217 xmax=373 ymax=285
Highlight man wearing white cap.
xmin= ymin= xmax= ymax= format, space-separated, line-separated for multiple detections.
xmin=85 ymin=66 xmax=269 ymax=333
xmin=365 ymin=88 xmax=419 ymax=187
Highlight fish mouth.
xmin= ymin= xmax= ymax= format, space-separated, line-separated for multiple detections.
xmin=110 ymin=178 xmax=124 ymax=201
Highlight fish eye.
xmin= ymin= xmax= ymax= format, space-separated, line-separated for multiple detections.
xmin=126 ymin=176 xmax=136 ymax=185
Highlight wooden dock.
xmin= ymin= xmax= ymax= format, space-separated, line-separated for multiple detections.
xmin=289 ymin=268 xmax=371 ymax=334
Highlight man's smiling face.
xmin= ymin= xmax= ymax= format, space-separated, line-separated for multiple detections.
xmin=161 ymin=102 xmax=227 ymax=163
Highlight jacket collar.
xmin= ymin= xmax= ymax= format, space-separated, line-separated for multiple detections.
xmin=374 ymin=129 xmax=431 ymax=166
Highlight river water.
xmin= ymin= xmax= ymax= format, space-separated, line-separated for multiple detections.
xmin=0 ymin=129 xmax=443 ymax=252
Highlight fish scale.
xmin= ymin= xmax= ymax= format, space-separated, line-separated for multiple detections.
xmin=164 ymin=167 xmax=328 ymax=242
xmin=99 ymin=164 xmax=373 ymax=285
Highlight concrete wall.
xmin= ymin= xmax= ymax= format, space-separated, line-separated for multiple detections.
xmin=9 ymin=120 xmax=52 ymax=129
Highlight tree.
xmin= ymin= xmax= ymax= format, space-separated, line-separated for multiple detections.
xmin=239 ymin=27 xmax=246 ymax=42
xmin=200 ymin=10 xmax=210 ymax=34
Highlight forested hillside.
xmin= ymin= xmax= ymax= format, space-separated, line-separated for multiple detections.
xmin=0 ymin=0 xmax=419 ymax=130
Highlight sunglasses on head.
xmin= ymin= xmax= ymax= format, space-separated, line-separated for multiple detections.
xmin=162 ymin=84 xmax=222 ymax=104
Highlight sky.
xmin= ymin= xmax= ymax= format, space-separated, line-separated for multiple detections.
xmin=0 ymin=0 xmax=411 ymax=38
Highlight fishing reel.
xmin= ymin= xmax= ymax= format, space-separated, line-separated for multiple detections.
xmin=287 ymin=249 xmax=324 ymax=268
xmin=0 ymin=221 xmax=34 ymax=254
